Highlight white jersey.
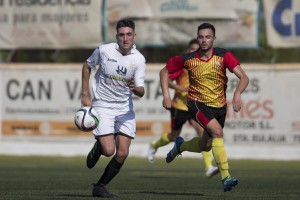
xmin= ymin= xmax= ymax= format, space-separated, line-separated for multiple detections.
xmin=86 ymin=43 xmax=146 ymax=114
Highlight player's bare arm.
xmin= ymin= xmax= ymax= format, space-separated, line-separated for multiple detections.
xmin=160 ymin=67 xmax=172 ymax=109
xmin=132 ymin=86 xmax=145 ymax=97
xmin=81 ymin=62 xmax=92 ymax=106
xmin=168 ymin=79 xmax=189 ymax=92
xmin=232 ymin=65 xmax=249 ymax=112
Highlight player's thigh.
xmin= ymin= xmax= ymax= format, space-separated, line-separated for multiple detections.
xmin=98 ymin=135 xmax=116 ymax=156
xmin=115 ymin=135 xmax=132 ymax=161
xmin=190 ymin=119 xmax=205 ymax=137
xmin=206 ymin=119 xmax=223 ymax=138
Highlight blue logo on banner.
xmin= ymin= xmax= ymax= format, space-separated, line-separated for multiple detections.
xmin=272 ymin=0 xmax=300 ymax=36
xmin=160 ymin=0 xmax=197 ymax=12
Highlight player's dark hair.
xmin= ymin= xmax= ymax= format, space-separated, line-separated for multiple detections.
xmin=116 ymin=19 xmax=135 ymax=32
xmin=188 ymin=38 xmax=199 ymax=48
xmin=197 ymin=23 xmax=216 ymax=36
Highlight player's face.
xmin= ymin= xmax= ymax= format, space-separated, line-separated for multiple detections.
xmin=188 ymin=43 xmax=200 ymax=53
xmin=116 ymin=27 xmax=136 ymax=55
xmin=197 ymin=28 xmax=215 ymax=52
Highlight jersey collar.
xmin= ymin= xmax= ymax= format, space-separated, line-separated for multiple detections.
xmin=115 ymin=43 xmax=136 ymax=55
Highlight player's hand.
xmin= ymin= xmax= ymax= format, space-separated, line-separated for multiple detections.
xmin=81 ymin=93 xmax=92 ymax=107
xmin=162 ymin=97 xmax=172 ymax=110
xmin=232 ymin=92 xmax=242 ymax=112
xmin=128 ymin=78 xmax=145 ymax=97
xmin=128 ymin=78 xmax=135 ymax=90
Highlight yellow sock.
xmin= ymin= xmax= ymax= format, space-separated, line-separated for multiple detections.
xmin=180 ymin=137 xmax=202 ymax=153
xmin=152 ymin=133 xmax=170 ymax=149
xmin=212 ymin=138 xmax=230 ymax=180
xmin=202 ymin=150 xmax=213 ymax=171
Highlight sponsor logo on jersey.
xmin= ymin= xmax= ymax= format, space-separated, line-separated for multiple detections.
xmin=216 ymin=61 xmax=221 ymax=67
xmin=116 ymin=65 xmax=127 ymax=76
xmin=108 ymin=58 xmax=117 ymax=62
xmin=130 ymin=64 xmax=136 ymax=71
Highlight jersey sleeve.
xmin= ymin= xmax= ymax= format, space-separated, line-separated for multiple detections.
xmin=134 ymin=56 xmax=146 ymax=87
xmin=168 ymin=69 xmax=184 ymax=80
xmin=86 ymin=47 xmax=101 ymax=70
xmin=166 ymin=55 xmax=184 ymax=74
xmin=224 ymin=51 xmax=240 ymax=72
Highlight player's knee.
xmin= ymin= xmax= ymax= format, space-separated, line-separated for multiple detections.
xmin=212 ymin=127 xmax=223 ymax=138
xmin=101 ymin=148 xmax=115 ymax=157
xmin=116 ymin=150 xmax=129 ymax=162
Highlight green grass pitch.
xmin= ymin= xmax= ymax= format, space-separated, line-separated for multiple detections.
xmin=0 ymin=155 xmax=300 ymax=200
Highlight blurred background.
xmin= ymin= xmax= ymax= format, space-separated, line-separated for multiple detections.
xmin=0 ymin=0 xmax=299 ymax=160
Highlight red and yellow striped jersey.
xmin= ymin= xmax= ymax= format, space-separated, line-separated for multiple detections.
xmin=169 ymin=69 xmax=189 ymax=111
xmin=166 ymin=48 xmax=239 ymax=108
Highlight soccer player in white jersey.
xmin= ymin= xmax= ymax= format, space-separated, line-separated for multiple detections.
xmin=81 ymin=19 xmax=146 ymax=198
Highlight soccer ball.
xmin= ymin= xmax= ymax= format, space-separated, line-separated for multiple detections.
xmin=74 ymin=106 xmax=99 ymax=132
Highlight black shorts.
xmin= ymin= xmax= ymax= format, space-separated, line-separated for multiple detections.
xmin=187 ymin=100 xmax=227 ymax=128
xmin=170 ymin=107 xmax=192 ymax=131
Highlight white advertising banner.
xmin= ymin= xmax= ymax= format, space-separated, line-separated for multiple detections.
xmin=1 ymin=64 xmax=300 ymax=148
xmin=105 ymin=0 xmax=259 ymax=47
xmin=0 ymin=0 xmax=102 ymax=49
xmin=106 ymin=0 xmax=257 ymax=19
xmin=263 ymin=0 xmax=300 ymax=48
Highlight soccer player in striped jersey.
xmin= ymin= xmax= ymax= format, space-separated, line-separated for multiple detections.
xmin=81 ymin=19 xmax=146 ymax=198
xmin=147 ymin=38 xmax=219 ymax=178
xmin=160 ymin=23 xmax=249 ymax=192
